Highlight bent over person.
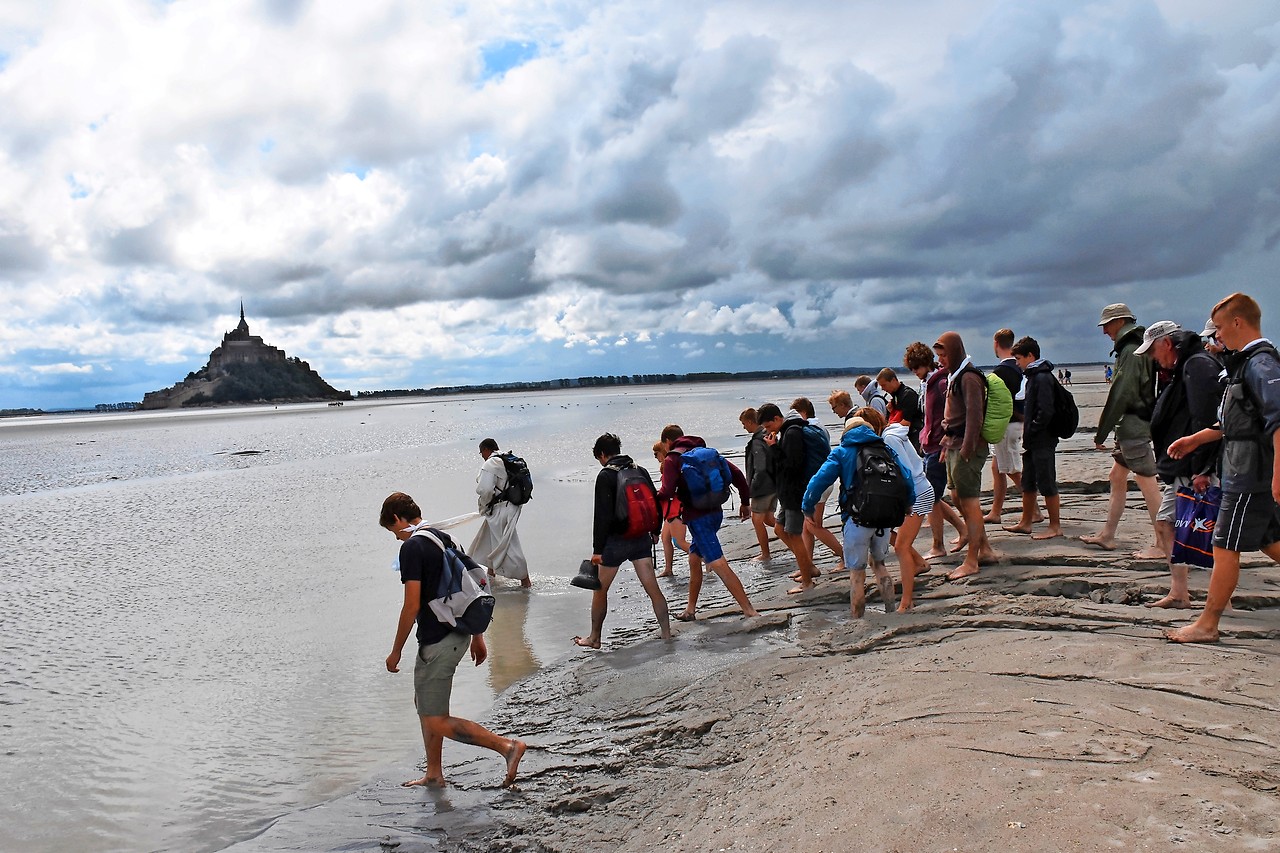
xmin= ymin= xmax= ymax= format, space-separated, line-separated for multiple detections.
xmin=381 ymin=492 xmax=526 ymax=787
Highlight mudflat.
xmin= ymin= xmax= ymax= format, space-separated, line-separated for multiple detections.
xmin=233 ymin=376 xmax=1280 ymax=852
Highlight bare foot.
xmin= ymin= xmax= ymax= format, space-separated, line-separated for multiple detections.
xmin=741 ymin=608 xmax=761 ymax=618
xmin=1166 ymin=624 xmax=1220 ymax=643
xmin=502 ymin=740 xmax=526 ymax=787
xmin=789 ymin=569 xmax=821 ymax=581
xmin=1146 ymin=595 xmax=1191 ymax=609
xmin=572 ymin=636 xmax=601 ymax=649
xmin=1079 ymin=533 xmax=1117 ymax=551
xmin=851 ymin=597 xmax=866 ymax=618
xmin=977 ymin=550 xmax=999 ymax=566
xmin=787 ymin=583 xmax=816 ymax=595
xmin=1031 ymin=529 xmax=1063 ymax=540
xmin=403 ymin=774 xmax=447 ymax=788
xmin=947 ymin=564 xmax=980 ymax=581
xmin=925 ymin=547 xmax=948 ymax=560
xmin=674 ymin=611 xmax=696 ymax=622
xmin=896 ymin=600 xmax=914 ymax=613
xmin=948 ymin=537 xmax=969 ymax=554
xmin=1031 ymin=514 xmax=1045 ymax=524
xmin=656 ymin=570 xmax=674 ymax=578
xmin=1132 ymin=547 xmax=1167 ymax=560
xmin=749 ymin=555 xmax=772 ymax=564
xmin=1003 ymin=525 xmax=1034 ymax=535
xmin=982 ymin=513 xmax=1001 ymax=523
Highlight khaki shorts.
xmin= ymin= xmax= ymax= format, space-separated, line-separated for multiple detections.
xmin=992 ymin=421 xmax=1023 ymax=474
xmin=750 ymin=493 xmax=777 ymax=515
xmin=946 ymin=443 xmax=989 ymax=500
xmin=1112 ymin=438 xmax=1158 ymax=478
xmin=413 ymin=632 xmax=469 ymax=718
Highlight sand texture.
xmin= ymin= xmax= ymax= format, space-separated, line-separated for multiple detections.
xmin=231 ymin=376 xmax=1280 ymax=852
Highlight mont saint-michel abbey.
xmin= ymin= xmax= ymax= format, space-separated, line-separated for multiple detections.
xmin=140 ymin=305 xmax=349 ymax=409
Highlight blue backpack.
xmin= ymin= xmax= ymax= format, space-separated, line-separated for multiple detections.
xmin=800 ymin=423 xmax=831 ymax=478
xmin=679 ymin=447 xmax=733 ymax=510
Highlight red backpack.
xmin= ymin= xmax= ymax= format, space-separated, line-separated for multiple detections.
xmin=611 ymin=462 xmax=661 ymax=538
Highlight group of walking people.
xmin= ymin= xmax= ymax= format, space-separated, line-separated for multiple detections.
xmin=373 ymin=289 xmax=1279 ymax=789
xmin=567 ymin=290 xmax=1280 ymax=650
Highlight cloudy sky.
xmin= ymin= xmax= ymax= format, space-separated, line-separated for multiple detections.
xmin=2 ymin=0 xmax=1279 ymax=409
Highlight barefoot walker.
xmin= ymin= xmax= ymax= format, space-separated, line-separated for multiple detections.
xmin=381 ymin=492 xmax=526 ymax=787
xmin=1166 ymin=294 xmax=1280 ymax=643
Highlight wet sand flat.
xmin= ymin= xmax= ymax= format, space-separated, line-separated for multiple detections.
xmin=231 ymin=375 xmax=1280 ymax=852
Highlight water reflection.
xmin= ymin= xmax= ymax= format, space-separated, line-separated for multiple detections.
xmin=484 ymin=589 xmax=540 ymax=694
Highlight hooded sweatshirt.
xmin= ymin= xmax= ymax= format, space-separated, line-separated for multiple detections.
xmin=1022 ymin=359 xmax=1058 ymax=450
xmin=801 ymin=425 xmax=916 ymax=520
xmin=592 ymin=454 xmax=659 ymax=553
xmin=656 ymin=435 xmax=749 ymax=522
xmin=937 ymin=331 xmax=987 ymax=459
xmin=771 ymin=410 xmax=811 ymax=510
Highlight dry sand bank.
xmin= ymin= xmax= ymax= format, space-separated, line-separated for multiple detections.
xmin=231 ymin=378 xmax=1280 ymax=852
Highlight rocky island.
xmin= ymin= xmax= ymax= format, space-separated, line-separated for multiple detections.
xmin=140 ymin=305 xmax=350 ymax=409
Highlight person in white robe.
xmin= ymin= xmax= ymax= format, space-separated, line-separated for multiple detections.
xmin=470 ymin=438 xmax=531 ymax=587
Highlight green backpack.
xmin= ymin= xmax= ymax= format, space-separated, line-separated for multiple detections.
xmin=982 ymin=372 xmax=1013 ymax=444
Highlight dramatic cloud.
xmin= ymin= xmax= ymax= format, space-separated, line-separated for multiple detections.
xmin=1 ymin=0 xmax=1279 ymax=408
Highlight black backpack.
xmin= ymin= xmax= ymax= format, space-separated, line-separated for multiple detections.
xmin=496 ymin=452 xmax=533 ymax=506
xmin=839 ymin=440 xmax=910 ymax=534
xmin=1048 ymin=378 xmax=1080 ymax=439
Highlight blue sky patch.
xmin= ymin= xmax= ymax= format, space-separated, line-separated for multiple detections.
xmin=480 ymin=40 xmax=538 ymax=83
xmin=65 ymin=175 xmax=90 ymax=199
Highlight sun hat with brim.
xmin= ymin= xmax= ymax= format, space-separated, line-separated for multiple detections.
xmin=1201 ymin=319 xmax=1217 ymax=337
xmin=1097 ymin=303 xmax=1136 ymax=326
xmin=1133 ymin=320 xmax=1181 ymax=354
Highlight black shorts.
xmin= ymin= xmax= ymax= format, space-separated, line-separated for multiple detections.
xmin=600 ymin=534 xmax=652 ymax=568
xmin=1213 ymin=491 xmax=1280 ymax=553
xmin=1021 ymin=446 xmax=1059 ymax=498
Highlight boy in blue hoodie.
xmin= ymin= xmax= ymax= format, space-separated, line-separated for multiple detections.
xmin=802 ymin=414 xmax=914 ymax=617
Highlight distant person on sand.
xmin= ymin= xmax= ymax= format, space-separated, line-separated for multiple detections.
xmin=854 ymin=374 xmax=891 ymax=418
xmin=935 ymin=331 xmax=998 ymax=580
xmin=1080 ymin=304 xmax=1164 ymax=559
xmin=903 ymin=341 xmax=967 ymax=560
xmin=876 ymin=367 xmax=923 ymax=452
xmin=1136 ymin=321 xmax=1223 ymax=610
xmin=1004 ymin=336 xmax=1064 ymax=540
xmin=985 ymin=328 xmax=1027 ymax=523
xmin=655 ymin=426 xmax=760 ymax=621
xmin=471 ymin=438 xmax=531 ymax=587
xmin=803 ymin=411 xmax=911 ymax=617
xmin=739 ymin=408 xmax=777 ymax=563
xmin=759 ymin=402 xmax=825 ymax=593
xmin=874 ymin=403 xmax=935 ymax=611
xmin=791 ymin=396 xmax=845 ymax=573
xmin=651 ymin=440 xmax=689 ymax=576
xmin=573 ymin=433 xmax=671 ymax=649
xmin=1166 ymin=293 xmax=1280 ymax=643
xmin=1063 ymin=369 xmax=1072 ymax=386
xmin=380 ymin=492 xmax=526 ymax=788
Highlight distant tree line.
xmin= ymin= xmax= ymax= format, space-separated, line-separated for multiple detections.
xmin=358 ymin=367 xmax=861 ymax=399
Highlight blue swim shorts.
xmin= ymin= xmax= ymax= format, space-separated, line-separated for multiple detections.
xmin=685 ymin=512 xmax=726 ymax=564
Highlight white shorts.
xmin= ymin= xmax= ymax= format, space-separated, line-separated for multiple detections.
xmin=993 ymin=421 xmax=1023 ymax=474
